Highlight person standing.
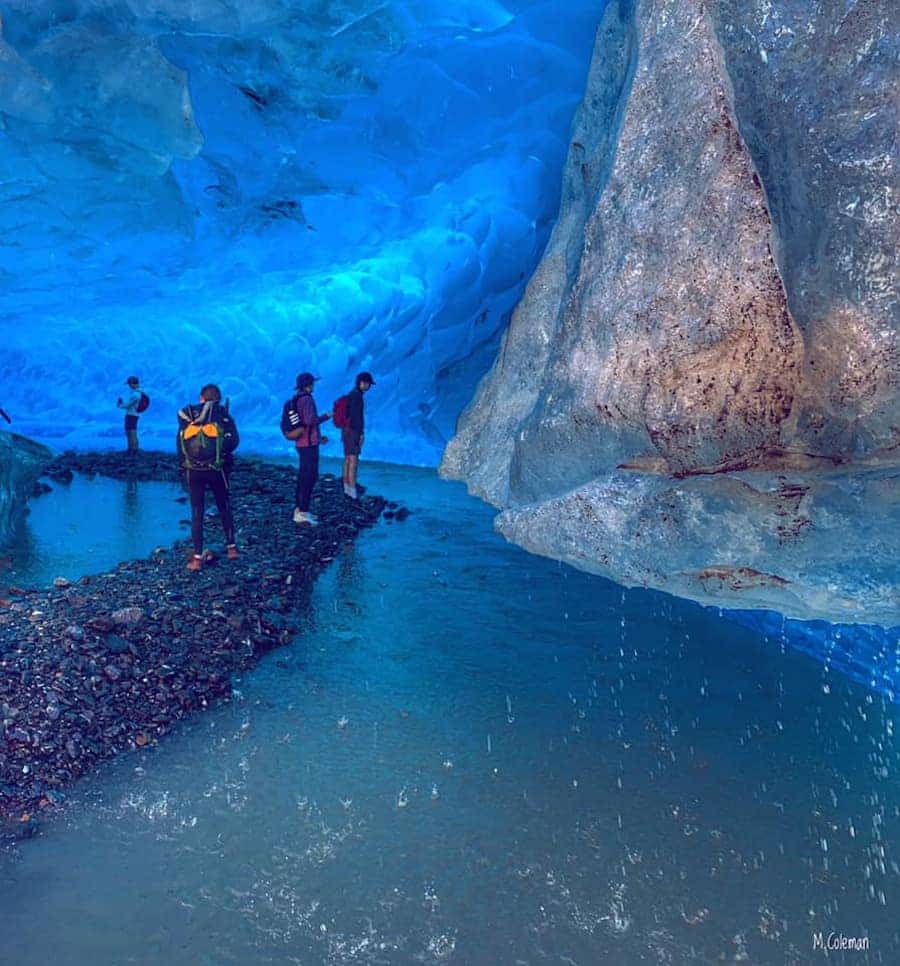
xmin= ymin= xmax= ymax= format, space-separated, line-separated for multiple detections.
xmin=177 ymin=383 xmax=240 ymax=571
xmin=342 ymin=371 xmax=375 ymax=500
xmin=283 ymin=372 xmax=331 ymax=526
xmin=117 ymin=375 xmax=143 ymax=454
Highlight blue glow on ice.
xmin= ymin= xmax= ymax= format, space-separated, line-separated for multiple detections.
xmin=0 ymin=0 xmax=604 ymax=463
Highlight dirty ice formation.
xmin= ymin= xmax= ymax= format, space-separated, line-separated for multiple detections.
xmin=443 ymin=0 xmax=899 ymax=624
xmin=0 ymin=430 xmax=52 ymax=545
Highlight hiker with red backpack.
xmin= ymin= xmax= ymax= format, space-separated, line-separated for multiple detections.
xmin=177 ymin=384 xmax=240 ymax=571
xmin=281 ymin=372 xmax=331 ymax=526
xmin=116 ymin=375 xmax=149 ymax=454
xmin=334 ymin=371 xmax=375 ymax=500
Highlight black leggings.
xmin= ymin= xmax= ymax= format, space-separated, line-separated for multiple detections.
xmin=187 ymin=469 xmax=235 ymax=554
xmin=295 ymin=445 xmax=319 ymax=511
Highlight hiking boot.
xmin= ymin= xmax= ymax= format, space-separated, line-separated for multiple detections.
xmin=186 ymin=554 xmax=202 ymax=572
xmin=226 ymin=544 xmax=239 ymax=561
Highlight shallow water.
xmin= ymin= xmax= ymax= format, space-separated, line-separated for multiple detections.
xmin=1 ymin=461 xmax=897 ymax=964
xmin=3 ymin=474 xmax=186 ymax=588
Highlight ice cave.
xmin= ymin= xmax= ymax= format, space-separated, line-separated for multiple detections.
xmin=0 ymin=1 xmax=898 ymax=963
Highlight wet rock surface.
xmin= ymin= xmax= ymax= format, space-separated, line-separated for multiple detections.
xmin=496 ymin=465 xmax=899 ymax=626
xmin=0 ymin=431 xmax=54 ymax=546
xmin=0 ymin=450 xmax=390 ymax=828
xmin=443 ymin=0 xmax=898 ymax=622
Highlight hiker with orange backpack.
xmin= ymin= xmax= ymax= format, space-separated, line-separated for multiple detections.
xmin=116 ymin=375 xmax=149 ymax=454
xmin=177 ymin=384 xmax=240 ymax=571
xmin=334 ymin=371 xmax=375 ymax=500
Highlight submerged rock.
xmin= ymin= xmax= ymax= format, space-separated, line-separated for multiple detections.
xmin=0 ymin=431 xmax=53 ymax=547
xmin=443 ymin=0 xmax=898 ymax=624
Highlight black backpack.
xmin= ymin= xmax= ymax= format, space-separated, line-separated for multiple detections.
xmin=179 ymin=402 xmax=238 ymax=470
xmin=280 ymin=394 xmax=302 ymax=437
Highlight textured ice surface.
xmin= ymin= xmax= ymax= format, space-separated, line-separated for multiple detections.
xmin=0 ymin=0 xmax=600 ymax=462
xmin=444 ymin=0 xmax=899 ymax=624
xmin=496 ymin=466 xmax=900 ymax=625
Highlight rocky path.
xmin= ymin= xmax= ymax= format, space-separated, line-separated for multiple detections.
xmin=0 ymin=451 xmax=397 ymax=835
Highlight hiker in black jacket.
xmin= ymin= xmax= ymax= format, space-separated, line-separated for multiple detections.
xmin=342 ymin=371 xmax=375 ymax=500
xmin=177 ymin=384 xmax=240 ymax=572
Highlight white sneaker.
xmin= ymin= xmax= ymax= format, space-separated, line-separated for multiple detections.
xmin=292 ymin=507 xmax=304 ymax=523
xmin=306 ymin=513 xmax=318 ymax=525
xmin=346 ymin=485 xmax=358 ymax=500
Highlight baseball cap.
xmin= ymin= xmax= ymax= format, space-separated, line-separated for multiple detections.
xmin=356 ymin=371 xmax=376 ymax=385
xmin=295 ymin=372 xmax=320 ymax=389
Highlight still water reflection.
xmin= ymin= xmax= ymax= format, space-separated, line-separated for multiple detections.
xmin=0 ymin=462 xmax=896 ymax=964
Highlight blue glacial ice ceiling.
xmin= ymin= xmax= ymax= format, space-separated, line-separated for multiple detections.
xmin=0 ymin=0 xmax=602 ymax=461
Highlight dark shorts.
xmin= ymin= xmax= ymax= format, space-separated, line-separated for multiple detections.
xmin=342 ymin=428 xmax=362 ymax=456
xmin=124 ymin=414 xmax=139 ymax=431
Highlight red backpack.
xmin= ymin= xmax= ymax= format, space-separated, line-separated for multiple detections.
xmin=136 ymin=392 xmax=150 ymax=413
xmin=333 ymin=394 xmax=349 ymax=429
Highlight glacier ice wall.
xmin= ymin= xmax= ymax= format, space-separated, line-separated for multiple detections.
xmin=443 ymin=0 xmax=899 ymax=625
xmin=0 ymin=0 xmax=601 ymax=462
xmin=0 ymin=430 xmax=52 ymax=546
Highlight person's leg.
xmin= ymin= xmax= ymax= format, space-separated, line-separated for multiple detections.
xmin=296 ymin=445 xmax=320 ymax=514
xmin=310 ymin=445 xmax=319 ymax=501
xmin=126 ymin=414 xmax=138 ymax=452
xmin=343 ymin=429 xmax=360 ymax=497
xmin=210 ymin=471 xmax=236 ymax=551
xmin=294 ymin=448 xmax=306 ymax=511
xmin=341 ymin=430 xmax=349 ymax=486
xmin=187 ymin=470 xmax=207 ymax=566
